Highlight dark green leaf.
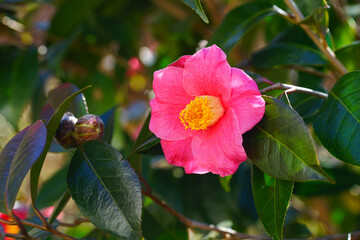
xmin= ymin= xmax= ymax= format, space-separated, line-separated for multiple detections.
xmin=300 ymin=5 xmax=330 ymax=38
xmin=208 ymin=1 xmax=277 ymax=54
xmin=0 ymin=121 xmax=46 ymax=213
xmin=251 ymin=165 xmax=293 ymax=240
xmin=100 ymin=107 xmax=117 ymax=144
xmin=48 ymin=83 xmax=88 ymax=118
xmin=83 ymin=228 xmax=119 ymax=240
xmin=0 ymin=49 xmax=39 ymax=128
xmin=335 ymin=41 xmax=360 ymax=72
xmin=243 ymin=96 xmax=333 ymax=182
xmin=251 ymin=43 xmax=327 ymax=69
xmin=131 ymin=113 xmax=161 ymax=155
xmin=314 ymin=71 xmax=360 ymax=166
xmin=142 ymin=202 xmax=187 ymax=240
xmin=67 ymin=141 xmax=142 ymax=239
xmin=178 ymin=0 xmax=208 ymax=23
xmin=30 ymin=86 xmax=90 ymax=205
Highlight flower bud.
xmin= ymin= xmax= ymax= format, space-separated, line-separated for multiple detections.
xmin=55 ymin=112 xmax=79 ymax=149
xmin=73 ymin=114 xmax=104 ymax=143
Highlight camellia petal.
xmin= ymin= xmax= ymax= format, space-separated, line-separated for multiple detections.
xmin=169 ymin=55 xmax=191 ymax=68
xmin=150 ymin=99 xmax=195 ymax=141
xmin=191 ymin=109 xmax=247 ymax=177
xmin=183 ymin=45 xmax=232 ymax=101
xmin=225 ymin=68 xmax=265 ymax=134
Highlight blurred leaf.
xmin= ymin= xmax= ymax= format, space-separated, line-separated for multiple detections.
xmin=67 ymin=141 xmax=142 ymax=239
xmin=48 ymin=190 xmax=71 ymax=224
xmin=335 ymin=41 xmax=360 ymax=72
xmin=243 ymin=96 xmax=332 ymax=183
xmin=36 ymin=162 xmax=70 ymax=209
xmin=209 ymin=0 xmax=277 ymax=54
xmin=251 ymin=43 xmax=327 ymax=68
xmin=30 ymin=86 xmax=90 ymax=206
xmin=142 ymin=202 xmax=187 ymax=240
xmin=131 ymin=113 xmax=161 ymax=155
xmin=0 ymin=48 xmax=39 ymax=128
xmin=0 ymin=121 xmax=46 ymax=213
xmin=252 ymin=165 xmax=293 ymax=240
xmin=218 ymin=175 xmax=232 ymax=193
xmin=294 ymin=166 xmax=360 ymax=197
xmin=100 ymin=107 xmax=117 ymax=144
xmin=50 ymin=0 xmax=104 ymax=36
xmin=314 ymin=71 xmax=360 ymax=166
xmin=300 ymin=5 xmax=329 ymax=38
xmin=48 ymin=83 xmax=89 ymax=118
xmin=178 ymin=0 xmax=208 ymax=23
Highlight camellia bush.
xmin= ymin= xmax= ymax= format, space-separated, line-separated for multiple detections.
xmin=1 ymin=0 xmax=360 ymax=239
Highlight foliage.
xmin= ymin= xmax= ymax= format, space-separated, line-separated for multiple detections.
xmin=0 ymin=0 xmax=360 ymax=239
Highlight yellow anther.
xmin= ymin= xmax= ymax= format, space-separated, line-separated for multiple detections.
xmin=179 ymin=95 xmax=224 ymax=130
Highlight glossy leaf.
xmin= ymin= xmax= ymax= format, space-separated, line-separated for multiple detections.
xmin=314 ymin=71 xmax=360 ymax=166
xmin=142 ymin=202 xmax=187 ymax=240
xmin=208 ymin=0 xmax=277 ymax=54
xmin=131 ymin=113 xmax=161 ymax=155
xmin=300 ymin=5 xmax=329 ymax=38
xmin=0 ymin=121 xmax=46 ymax=213
xmin=67 ymin=141 xmax=142 ymax=239
xmin=251 ymin=43 xmax=327 ymax=69
xmin=30 ymin=86 xmax=90 ymax=204
xmin=243 ymin=96 xmax=332 ymax=183
xmin=251 ymin=165 xmax=293 ymax=240
xmin=178 ymin=0 xmax=208 ymax=23
xmin=48 ymin=83 xmax=89 ymax=117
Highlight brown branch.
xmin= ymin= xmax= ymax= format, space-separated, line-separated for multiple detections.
xmin=285 ymin=65 xmax=334 ymax=79
xmin=283 ymin=0 xmax=348 ymax=76
xmin=4 ymin=233 xmax=27 ymax=239
xmin=260 ymin=82 xmax=328 ymax=99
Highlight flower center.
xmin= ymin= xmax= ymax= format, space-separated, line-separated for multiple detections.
xmin=179 ymin=95 xmax=224 ymax=130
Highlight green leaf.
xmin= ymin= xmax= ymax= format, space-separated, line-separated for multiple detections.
xmin=251 ymin=165 xmax=293 ymax=240
xmin=313 ymin=71 xmax=360 ymax=166
xmin=0 ymin=48 xmax=39 ymax=128
xmin=300 ymin=5 xmax=330 ymax=39
xmin=48 ymin=83 xmax=89 ymax=118
xmin=0 ymin=121 xmax=47 ymax=213
xmin=131 ymin=113 xmax=161 ymax=155
xmin=178 ymin=0 xmax=208 ymax=23
xmin=243 ymin=96 xmax=333 ymax=183
xmin=335 ymin=41 xmax=360 ymax=72
xmin=142 ymin=202 xmax=187 ymax=240
xmin=208 ymin=0 xmax=277 ymax=54
xmin=218 ymin=175 xmax=232 ymax=193
xmin=251 ymin=43 xmax=327 ymax=69
xmin=30 ymin=86 xmax=90 ymax=206
xmin=67 ymin=141 xmax=142 ymax=239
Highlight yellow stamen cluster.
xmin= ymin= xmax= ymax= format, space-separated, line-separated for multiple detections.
xmin=179 ymin=95 xmax=224 ymax=131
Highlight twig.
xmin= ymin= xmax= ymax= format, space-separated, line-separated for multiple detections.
xmin=4 ymin=233 xmax=27 ymax=239
xmin=283 ymin=0 xmax=348 ymax=76
xmin=260 ymin=82 xmax=328 ymax=99
xmin=285 ymin=65 xmax=333 ymax=79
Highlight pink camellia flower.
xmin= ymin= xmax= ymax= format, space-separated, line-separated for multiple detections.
xmin=149 ymin=45 xmax=265 ymax=177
